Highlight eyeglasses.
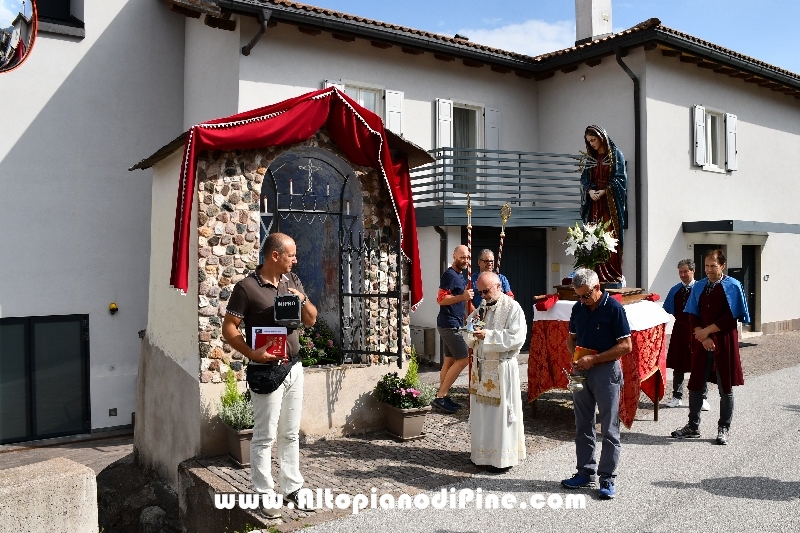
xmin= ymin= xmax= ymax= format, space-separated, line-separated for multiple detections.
xmin=575 ymin=289 xmax=596 ymax=300
xmin=479 ymin=288 xmax=492 ymax=295
xmin=479 ymin=259 xmax=494 ymax=263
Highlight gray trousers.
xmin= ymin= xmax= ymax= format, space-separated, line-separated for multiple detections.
xmin=688 ymin=350 xmax=734 ymax=430
xmin=673 ymin=371 xmax=708 ymax=401
xmin=572 ymin=360 xmax=623 ymax=481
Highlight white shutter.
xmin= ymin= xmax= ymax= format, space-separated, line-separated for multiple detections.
xmin=693 ymin=104 xmax=706 ymax=166
xmin=435 ymin=98 xmax=453 ymax=148
xmin=725 ymin=113 xmax=738 ymax=171
xmin=483 ymin=108 xmax=501 ymax=191
xmin=484 ymin=108 xmax=500 ymax=150
xmin=385 ymin=90 xmax=404 ymax=136
xmin=436 ymin=99 xmax=454 ymax=201
xmin=323 ymin=80 xmax=345 ymax=92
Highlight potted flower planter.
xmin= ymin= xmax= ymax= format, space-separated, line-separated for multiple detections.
xmin=223 ymin=422 xmax=253 ymax=467
xmin=383 ymin=403 xmax=431 ymax=441
xmin=218 ymin=371 xmax=255 ymax=468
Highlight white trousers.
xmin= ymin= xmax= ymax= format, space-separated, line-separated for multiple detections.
xmin=250 ymin=361 xmax=304 ymax=495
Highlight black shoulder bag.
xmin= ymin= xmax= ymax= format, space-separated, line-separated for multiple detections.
xmin=246 ymin=362 xmax=294 ymax=395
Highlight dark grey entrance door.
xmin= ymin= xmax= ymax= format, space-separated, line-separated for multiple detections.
xmin=693 ymin=243 xmax=723 ymax=281
xmin=463 ymin=226 xmax=547 ymax=350
xmin=0 ymin=315 xmax=90 ymax=444
xmin=729 ymin=245 xmax=757 ymax=326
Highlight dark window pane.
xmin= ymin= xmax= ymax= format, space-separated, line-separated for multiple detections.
xmin=37 ymin=0 xmax=71 ymax=22
xmin=0 ymin=323 xmax=29 ymax=441
xmin=33 ymin=320 xmax=84 ymax=436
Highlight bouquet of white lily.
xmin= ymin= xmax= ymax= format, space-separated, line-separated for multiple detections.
xmin=564 ymin=221 xmax=618 ymax=270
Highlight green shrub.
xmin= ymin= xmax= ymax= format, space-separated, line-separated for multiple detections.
xmin=218 ymin=371 xmax=254 ymax=430
xmin=298 ymin=317 xmax=341 ymax=366
xmin=373 ymin=349 xmax=433 ymax=409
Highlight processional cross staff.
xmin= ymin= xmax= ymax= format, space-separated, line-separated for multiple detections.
xmin=466 ymin=192 xmax=473 ymax=413
xmin=496 ymin=203 xmax=512 ymax=274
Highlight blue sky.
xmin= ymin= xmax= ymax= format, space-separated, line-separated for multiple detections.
xmin=303 ymin=0 xmax=800 ymax=74
xmin=0 ymin=0 xmax=23 ymax=27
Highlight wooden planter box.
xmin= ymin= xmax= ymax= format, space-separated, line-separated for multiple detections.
xmin=383 ymin=404 xmax=431 ymax=441
xmin=223 ymin=423 xmax=253 ymax=467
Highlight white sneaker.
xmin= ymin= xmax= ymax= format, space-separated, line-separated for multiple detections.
xmin=701 ymin=399 xmax=711 ymax=411
xmin=665 ymin=397 xmax=683 ymax=408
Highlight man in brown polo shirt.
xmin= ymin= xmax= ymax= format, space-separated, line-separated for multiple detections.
xmin=222 ymin=232 xmax=317 ymax=516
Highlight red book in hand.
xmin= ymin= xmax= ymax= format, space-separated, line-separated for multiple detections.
xmin=252 ymin=327 xmax=288 ymax=364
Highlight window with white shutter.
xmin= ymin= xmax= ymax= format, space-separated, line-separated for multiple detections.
xmin=693 ymin=104 xmax=706 ymax=167
xmin=436 ymin=98 xmax=454 ymax=148
xmin=725 ymin=113 xmax=738 ymax=171
xmin=384 ymin=90 xmax=403 ymax=136
xmin=484 ymin=108 xmax=500 ymax=150
xmin=484 ymin=108 xmax=501 ymax=189
xmin=323 ymin=80 xmax=345 ymax=92
xmin=694 ymin=104 xmax=737 ymax=172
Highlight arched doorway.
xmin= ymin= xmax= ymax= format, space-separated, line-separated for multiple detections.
xmin=260 ymin=147 xmax=403 ymax=364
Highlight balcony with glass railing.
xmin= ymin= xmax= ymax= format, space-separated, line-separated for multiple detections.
xmin=410 ymin=148 xmax=583 ymax=227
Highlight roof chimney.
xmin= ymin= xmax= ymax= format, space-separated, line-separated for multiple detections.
xmin=575 ymin=0 xmax=612 ymax=46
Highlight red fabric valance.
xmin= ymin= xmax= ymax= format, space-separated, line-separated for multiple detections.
xmin=170 ymin=87 xmax=423 ymax=310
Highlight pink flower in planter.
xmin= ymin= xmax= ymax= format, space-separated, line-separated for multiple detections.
xmin=328 ymin=339 xmax=334 ymax=346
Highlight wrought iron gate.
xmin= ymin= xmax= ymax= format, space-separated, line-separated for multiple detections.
xmin=259 ymin=147 xmax=403 ymax=366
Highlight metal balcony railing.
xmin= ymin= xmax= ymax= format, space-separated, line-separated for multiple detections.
xmin=410 ymin=148 xmax=583 ymax=213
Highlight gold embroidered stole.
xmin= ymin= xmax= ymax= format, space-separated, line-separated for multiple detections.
xmin=469 ymin=295 xmax=513 ymax=407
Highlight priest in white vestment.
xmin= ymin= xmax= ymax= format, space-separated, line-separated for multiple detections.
xmin=464 ymin=272 xmax=527 ymax=470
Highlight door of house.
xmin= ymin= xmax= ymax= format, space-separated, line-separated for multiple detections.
xmin=464 ymin=226 xmax=547 ymax=350
xmin=729 ymin=245 xmax=757 ymax=326
xmin=0 ymin=314 xmax=90 ymax=444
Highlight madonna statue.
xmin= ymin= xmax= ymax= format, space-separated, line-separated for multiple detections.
xmin=580 ymin=125 xmax=627 ymax=283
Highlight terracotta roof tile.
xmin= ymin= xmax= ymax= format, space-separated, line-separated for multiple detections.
xmin=532 ymin=17 xmax=799 ymax=80
xmin=232 ymin=2 xmax=800 ymax=82
xmin=250 ymin=0 xmax=534 ymax=61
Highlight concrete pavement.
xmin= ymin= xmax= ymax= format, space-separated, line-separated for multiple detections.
xmin=305 ymin=363 xmax=800 ymax=533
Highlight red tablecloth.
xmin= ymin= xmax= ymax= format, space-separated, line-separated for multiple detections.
xmin=527 ymin=320 xmax=667 ymax=429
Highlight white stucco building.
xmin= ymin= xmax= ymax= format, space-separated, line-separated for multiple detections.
xmin=1 ymin=0 xmax=798 ymax=448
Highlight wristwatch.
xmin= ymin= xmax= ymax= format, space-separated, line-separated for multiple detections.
xmin=301 ymin=295 xmax=308 ymax=307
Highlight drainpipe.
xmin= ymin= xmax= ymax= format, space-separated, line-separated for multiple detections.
xmin=433 ymin=226 xmax=448 ymax=274
xmin=615 ymin=48 xmax=643 ymax=289
xmin=241 ymin=8 xmax=271 ymax=56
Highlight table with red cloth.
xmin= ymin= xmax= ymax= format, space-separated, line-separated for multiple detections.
xmin=527 ymin=299 xmax=672 ymax=428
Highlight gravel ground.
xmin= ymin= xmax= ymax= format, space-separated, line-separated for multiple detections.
xmin=300 ymin=330 xmax=800 ymax=533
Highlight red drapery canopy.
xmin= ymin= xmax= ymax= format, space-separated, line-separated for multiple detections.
xmin=170 ymin=87 xmax=423 ymax=310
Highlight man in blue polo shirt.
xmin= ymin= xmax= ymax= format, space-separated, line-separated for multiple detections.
xmin=561 ymin=268 xmax=631 ymax=500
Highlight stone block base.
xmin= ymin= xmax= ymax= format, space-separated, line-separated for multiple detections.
xmin=0 ymin=457 xmax=98 ymax=532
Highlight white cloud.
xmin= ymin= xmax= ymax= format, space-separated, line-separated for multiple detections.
xmin=456 ymin=19 xmax=575 ymax=57
xmin=1 ymin=0 xmax=24 ymax=27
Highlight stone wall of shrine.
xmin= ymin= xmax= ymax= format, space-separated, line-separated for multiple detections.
xmin=194 ymin=129 xmax=412 ymax=383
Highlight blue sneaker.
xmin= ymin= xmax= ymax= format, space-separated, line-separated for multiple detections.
xmin=561 ymin=473 xmax=594 ymax=489
xmin=598 ymin=479 xmax=615 ymax=500
xmin=443 ymin=396 xmax=462 ymax=411
xmin=432 ymin=397 xmax=457 ymax=413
